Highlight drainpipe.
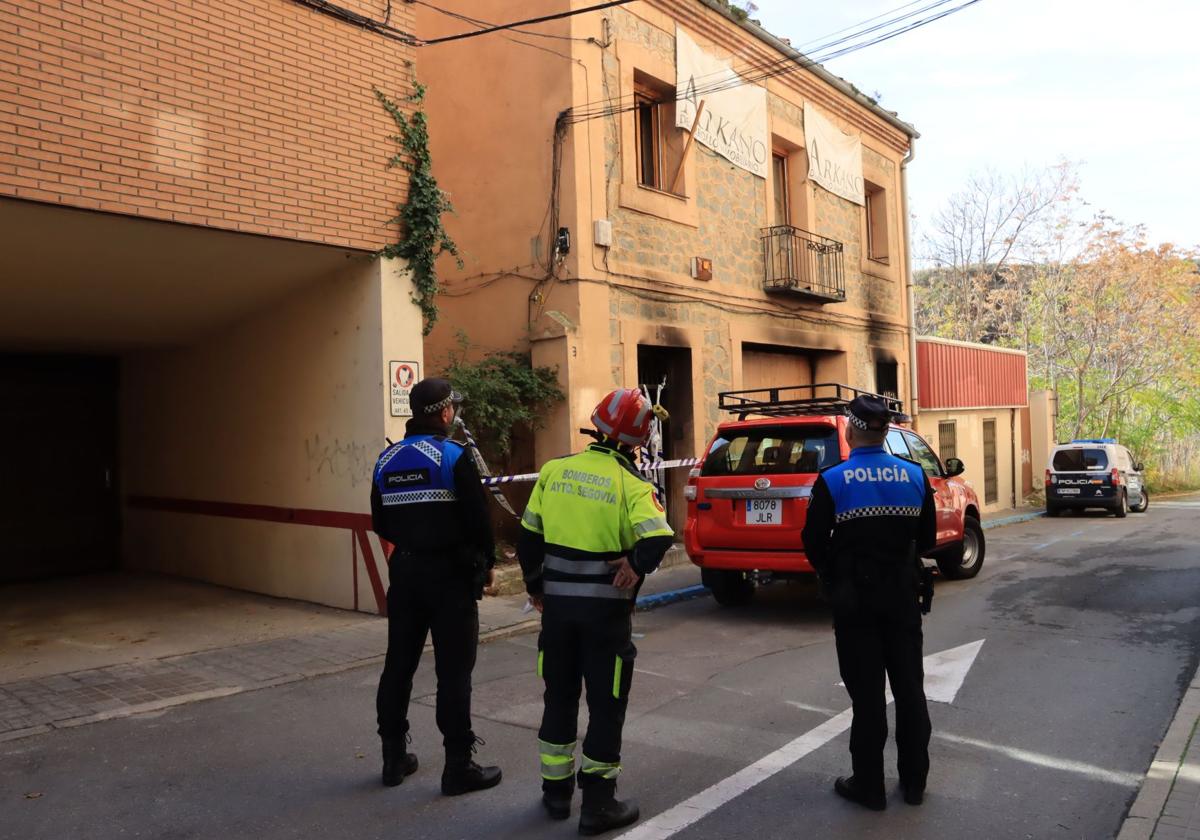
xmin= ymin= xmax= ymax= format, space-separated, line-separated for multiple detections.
xmin=901 ymin=139 xmax=919 ymax=424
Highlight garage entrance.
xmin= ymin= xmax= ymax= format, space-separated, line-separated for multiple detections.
xmin=0 ymin=355 xmax=119 ymax=583
xmin=741 ymin=343 xmax=847 ymax=391
xmin=0 ymin=199 xmax=422 ymax=623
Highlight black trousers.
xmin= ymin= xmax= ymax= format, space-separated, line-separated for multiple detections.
xmin=833 ymin=598 xmax=931 ymax=796
xmin=538 ymin=600 xmax=636 ymax=782
xmin=376 ymin=556 xmax=478 ymax=752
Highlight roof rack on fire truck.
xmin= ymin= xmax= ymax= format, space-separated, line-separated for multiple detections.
xmin=718 ymin=382 xmax=907 ymax=422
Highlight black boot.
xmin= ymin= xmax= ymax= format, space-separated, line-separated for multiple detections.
xmin=542 ymin=778 xmax=574 ymax=820
xmin=441 ymin=737 xmax=502 ymax=796
xmin=381 ymin=736 xmax=418 ymax=787
xmin=833 ymin=776 xmax=886 ymax=811
xmin=578 ymin=778 xmax=639 ymax=836
xmin=900 ymin=781 xmax=924 ymax=806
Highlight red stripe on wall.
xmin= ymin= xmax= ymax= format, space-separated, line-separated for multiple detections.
xmin=126 ymin=495 xmax=387 ymax=614
xmin=127 ymin=495 xmax=372 ymax=531
xmin=355 ymin=529 xmax=388 ymax=617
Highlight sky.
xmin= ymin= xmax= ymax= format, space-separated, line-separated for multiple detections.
xmin=749 ymin=0 xmax=1200 ymax=251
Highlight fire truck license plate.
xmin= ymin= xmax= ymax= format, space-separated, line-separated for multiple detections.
xmin=746 ymin=499 xmax=782 ymax=525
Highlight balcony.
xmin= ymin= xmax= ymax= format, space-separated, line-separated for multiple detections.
xmin=760 ymin=225 xmax=846 ymax=302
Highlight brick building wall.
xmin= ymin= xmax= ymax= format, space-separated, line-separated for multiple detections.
xmin=1 ymin=0 xmax=415 ymax=250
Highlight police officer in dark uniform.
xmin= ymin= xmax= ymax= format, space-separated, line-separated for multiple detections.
xmin=801 ymin=394 xmax=937 ymax=810
xmin=518 ymin=388 xmax=674 ymax=835
xmin=371 ymin=377 xmax=502 ymax=795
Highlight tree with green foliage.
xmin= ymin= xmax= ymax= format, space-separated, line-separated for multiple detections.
xmin=919 ymin=165 xmax=1200 ymax=487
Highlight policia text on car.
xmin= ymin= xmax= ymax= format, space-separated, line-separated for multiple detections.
xmin=370 ymin=378 xmax=502 ymax=795
xmin=802 ymin=394 xmax=937 ymax=811
xmin=518 ymin=388 xmax=675 ymax=835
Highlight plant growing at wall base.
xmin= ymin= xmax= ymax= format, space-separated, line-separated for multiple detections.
xmin=375 ymin=84 xmax=460 ymax=335
xmin=443 ymin=333 xmax=565 ymax=469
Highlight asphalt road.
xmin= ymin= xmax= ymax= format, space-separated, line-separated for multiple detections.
xmin=4 ymin=497 xmax=1199 ymax=840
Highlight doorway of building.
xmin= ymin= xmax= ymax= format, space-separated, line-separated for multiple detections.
xmin=636 ymin=345 xmax=694 ymax=533
xmin=0 ymin=355 xmax=120 ymax=583
xmin=983 ymin=418 xmax=999 ymax=505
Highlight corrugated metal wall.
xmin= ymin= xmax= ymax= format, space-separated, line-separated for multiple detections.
xmin=917 ymin=339 xmax=1028 ymax=409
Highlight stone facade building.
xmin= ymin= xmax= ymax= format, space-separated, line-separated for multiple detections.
xmin=418 ymin=0 xmax=919 ymax=527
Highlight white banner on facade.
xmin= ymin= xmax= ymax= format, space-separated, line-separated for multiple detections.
xmin=675 ymin=27 xmax=768 ymax=179
xmin=804 ymin=103 xmax=865 ymax=206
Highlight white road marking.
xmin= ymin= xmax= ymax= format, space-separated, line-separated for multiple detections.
xmin=935 ymin=731 xmax=1140 ymax=787
xmin=922 ymin=640 xmax=985 ymax=703
xmin=617 ymin=640 xmax=984 ymax=840
xmin=1031 ymin=528 xmax=1089 ymax=551
xmin=784 ymin=700 xmax=842 ymax=715
xmin=617 ymin=709 xmax=854 ymax=840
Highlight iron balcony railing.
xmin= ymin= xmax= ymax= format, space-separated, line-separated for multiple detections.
xmin=760 ymin=225 xmax=846 ymax=302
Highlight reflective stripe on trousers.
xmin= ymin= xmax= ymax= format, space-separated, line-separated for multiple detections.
xmin=580 ymin=753 xmax=621 ymax=779
xmin=539 ymin=738 xmax=577 ymax=781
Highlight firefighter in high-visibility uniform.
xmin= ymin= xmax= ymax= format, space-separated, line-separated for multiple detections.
xmin=518 ymin=388 xmax=674 ymax=835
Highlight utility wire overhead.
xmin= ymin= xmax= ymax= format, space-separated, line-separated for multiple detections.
xmin=289 ymin=0 xmax=417 ymax=44
xmin=792 ymin=0 xmax=936 ymax=50
xmin=565 ymin=0 xmax=978 ymax=122
xmin=414 ymin=0 xmax=592 ymax=43
xmin=289 ymin=0 xmax=633 ymax=46
xmin=421 ymin=0 xmax=635 ymax=46
xmin=562 ymin=0 xmax=984 ymax=125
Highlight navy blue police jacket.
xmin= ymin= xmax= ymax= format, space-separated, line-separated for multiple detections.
xmin=370 ymin=428 xmax=494 ymax=565
xmin=801 ymin=444 xmax=937 ymax=604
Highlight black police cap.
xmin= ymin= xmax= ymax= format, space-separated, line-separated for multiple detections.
xmin=847 ymin=394 xmax=891 ymax=432
xmin=410 ymin=377 xmax=463 ymax=415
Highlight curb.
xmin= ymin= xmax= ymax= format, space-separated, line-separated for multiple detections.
xmin=982 ymin=510 xmax=1045 ymax=530
xmin=0 ymin=617 xmax=544 ymax=745
xmin=636 ymin=584 xmax=710 ymax=611
xmin=1117 ymin=658 xmax=1200 ymax=839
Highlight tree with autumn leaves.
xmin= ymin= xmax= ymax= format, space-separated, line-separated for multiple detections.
xmin=917 ymin=163 xmax=1200 ymax=486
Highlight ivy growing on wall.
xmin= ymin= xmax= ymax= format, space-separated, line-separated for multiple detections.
xmin=375 ymin=84 xmax=460 ymax=335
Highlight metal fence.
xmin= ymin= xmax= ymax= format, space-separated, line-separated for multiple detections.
xmin=760 ymin=225 xmax=846 ymax=301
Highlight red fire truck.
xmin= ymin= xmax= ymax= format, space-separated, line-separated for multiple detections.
xmin=683 ymin=384 xmax=985 ymax=606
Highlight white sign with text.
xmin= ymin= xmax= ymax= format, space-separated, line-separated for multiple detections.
xmin=804 ymin=103 xmax=865 ymax=206
xmin=389 ymin=360 xmax=419 ymax=417
xmin=675 ymin=27 xmax=768 ymax=179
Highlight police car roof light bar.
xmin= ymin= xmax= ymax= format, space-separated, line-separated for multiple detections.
xmin=1070 ymin=438 xmax=1117 ymax=444
xmin=717 ymin=382 xmax=905 ymax=421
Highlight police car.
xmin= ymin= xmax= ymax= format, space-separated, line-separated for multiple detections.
xmin=1045 ymin=438 xmax=1148 ymax=517
xmin=682 ymin=384 xmax=985 ymax=606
